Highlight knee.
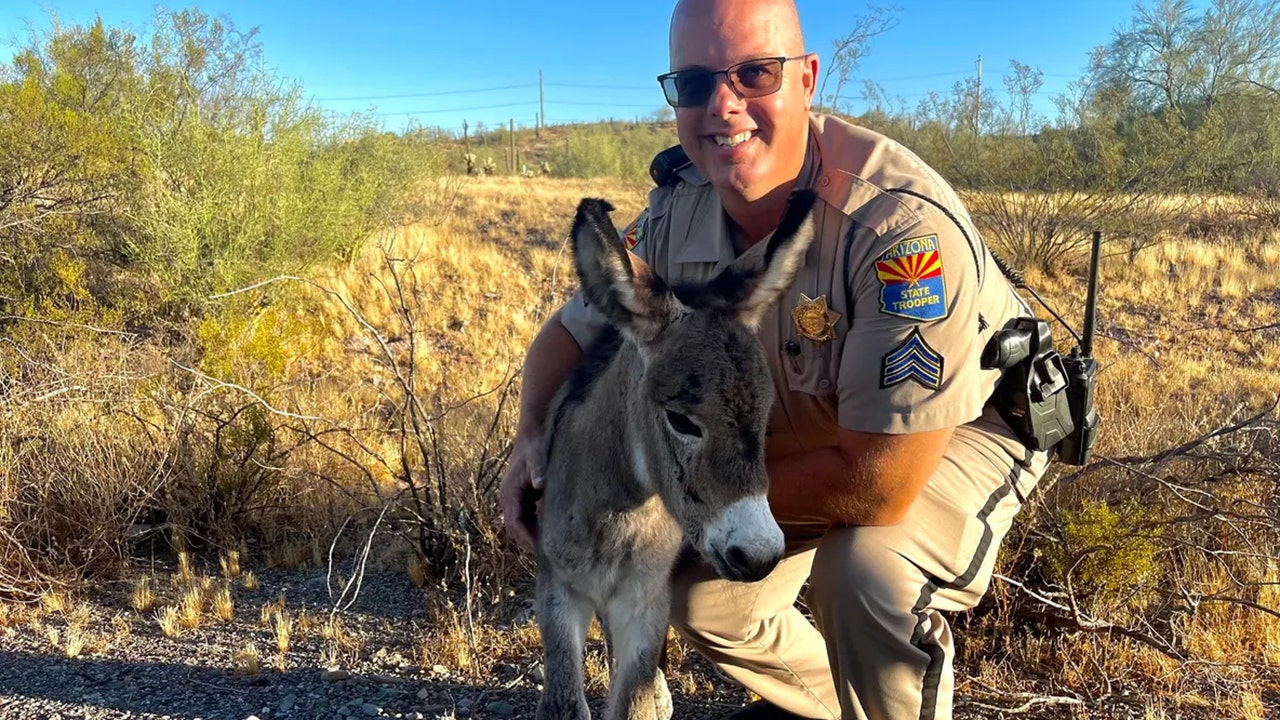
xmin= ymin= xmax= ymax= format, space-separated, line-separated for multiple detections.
xmin=668 ymin=561 xmax=732 ymax=638
xmin=804 ymin=526 xmax=920 ymax=626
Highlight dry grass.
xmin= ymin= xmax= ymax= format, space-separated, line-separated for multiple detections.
xmin=232 ymin=641 xmax=262 ymax=676
xmin=321 ymin=615 xmax=363 ymax=667
xmin=211 ymin=585 xmax=234 ymax=622
xmin=211 ymin=176 xmax=655 ymax=514
xmin=130 ymin=577 xmax=155 ymax=614
xmin=156 ymin=606 xmax=181 ymax=638
xmin=62 ymin=624 xmax=86 ymax=658
xmin=220 ymin=551 xmax=241 ymax=579
xmin=177 ymin=551 xmax=192 ymax=585
xmin=178 ymin=586 xmax=203 ymax=629
xmin=273 ymin=609 xmax=292 ymax=654
xmin=259 ymin=593 xmax=285 ymax=627
xmin=110 ymin=612 xmax=131 ymax=638
xmin=39 ymin=592 xmax=67 ymax=614
xmin=415 ymin=598 xmax=543 ymax=680
xmin=2 ymin=177 xmax=1275 ymax=712
xmin=1027 ymin=229 xmax=1280 ymax=460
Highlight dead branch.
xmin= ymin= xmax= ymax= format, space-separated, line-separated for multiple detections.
xmin=0 ymin=315 xmax=137 ymax=339
xmin=994 ymin=574 xmax=1186 ymax=659
xmin=169 ymin=360 xmax=332 ymax=423
xmin=957 ymin=694 xmax=1085 ymax=715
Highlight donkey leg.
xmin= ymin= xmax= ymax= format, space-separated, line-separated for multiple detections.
xmin=602 ymin=587 xmax=672 ymax=720
xmin=536 ymin=567 xmax=593 ymax=720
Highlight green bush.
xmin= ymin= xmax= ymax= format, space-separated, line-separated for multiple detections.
xmin=0 ymin=9 xmax=443 ymax=332
xmin=549 ymin=123 xmax=677 ymax=183
xmin=1047 ymin=498 xmax=1165 ymax=618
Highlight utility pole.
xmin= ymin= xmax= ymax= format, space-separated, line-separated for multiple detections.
xmin=509 ymin=118 xmax=515 ymax=173
xmin=975 ymin=55 xmax=983 ymax=133
xmin=539 ymin=69 xmax=545 ymax=136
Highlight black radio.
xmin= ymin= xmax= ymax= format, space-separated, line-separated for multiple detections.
xmin=984 ymin=232 xmax=1102 ymax=466
xmin=982 ymin=317 xmax=1074 ymax=453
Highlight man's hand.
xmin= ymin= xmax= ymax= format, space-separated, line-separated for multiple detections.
xmin=500 ymin=431 xmax=546 ymax=554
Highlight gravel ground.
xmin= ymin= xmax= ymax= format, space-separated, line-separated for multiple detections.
xmin=0 ymin=563 xmax=1163 ymax=720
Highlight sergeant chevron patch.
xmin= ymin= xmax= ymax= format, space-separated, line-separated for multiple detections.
xmin=880 ymin=329 xmax=944 ymax=390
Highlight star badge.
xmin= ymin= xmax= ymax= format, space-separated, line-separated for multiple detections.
xmin=791 ymin=294 xmax=841 ymax=342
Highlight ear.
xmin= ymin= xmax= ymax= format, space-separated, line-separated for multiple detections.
xmin=801 ymin=53 xmax=819 ymax=107
xmin=708 ymin=189 xmax=818 ymax=331
xmin=571 ymin=198 xmax=683 ymax=343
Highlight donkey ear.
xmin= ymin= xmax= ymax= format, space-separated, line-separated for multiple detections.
xmin=710 ymin=189 xmax=818 ymax=331
xmin=571 ymin=198 xmax=683 ymax=342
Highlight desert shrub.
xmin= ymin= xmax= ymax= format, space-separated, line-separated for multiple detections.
xmin=0 ymin=330 xmax=167 ymax=599
xmin=549 ymin=123 xmax=677 ymax=183
xmin=1047 ymin=498 xmax=1165 ymax=618
xmin=0 ymin=9 xmax=443 ymax=332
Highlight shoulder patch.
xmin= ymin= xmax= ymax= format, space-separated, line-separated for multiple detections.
xmin=875 ymin=233 xmax=949 ymax=321
xmin=880 ymin=328 xmax=943 ymax=390
xmin=621 ymin=207 xmax=648 ymax=251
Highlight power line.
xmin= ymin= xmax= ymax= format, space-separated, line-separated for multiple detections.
xmin=376 ymin=101 xmax=539 ymax=117
xmin=317 ymin=69 xmax=1076 ymax=106
xmin=316 ymin=84 xmax=537 ymax=102
xmin=545 ymin=82 xmax=657 ymax=91
xmin=546 ymin=100 xmax=663 ymax=108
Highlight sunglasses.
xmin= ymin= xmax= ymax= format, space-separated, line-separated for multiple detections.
xmin=657 ymin=55 xmax=808 ymax=108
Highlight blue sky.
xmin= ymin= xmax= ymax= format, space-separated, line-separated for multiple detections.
xmin=0 ymin=1 xmax=1142 ymax=134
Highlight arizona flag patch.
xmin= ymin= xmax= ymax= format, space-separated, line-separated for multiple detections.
xmin=621 ymin=208 xmax=648 ymax=251
xmin=875 ymin=234 xmax=948 ymax=321
xmin=880 ymin=329 xmax=943 ymax=390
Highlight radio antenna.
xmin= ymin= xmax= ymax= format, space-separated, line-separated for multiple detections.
xmin=1080 ymin=231 xmax=1101 ymax=358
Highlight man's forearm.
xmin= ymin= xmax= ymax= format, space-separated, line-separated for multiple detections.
xmin=515 ymin=311 xmax=585 ymax=440
xmin=766 ymin=427 xmax=954 ymax=527
xmin=766 ymin=447 xmax=890 ymax=526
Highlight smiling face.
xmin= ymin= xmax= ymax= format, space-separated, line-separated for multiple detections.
xmin=668 ymin=0 xmax=817 ymax=204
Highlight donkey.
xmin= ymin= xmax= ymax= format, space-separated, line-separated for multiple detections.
xmin=535 ymin=189 xmax=819 ymax=720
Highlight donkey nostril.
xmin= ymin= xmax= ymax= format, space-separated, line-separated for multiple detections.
xmin=726 ymin=546 xmax=750 ymax=574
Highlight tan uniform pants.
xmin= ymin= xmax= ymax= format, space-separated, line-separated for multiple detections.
xmin=670 ymin=414 xmax=1047 ymax=720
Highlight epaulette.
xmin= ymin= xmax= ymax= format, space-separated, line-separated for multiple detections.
xmin=649 ymin=145 xmax=691 ymax=187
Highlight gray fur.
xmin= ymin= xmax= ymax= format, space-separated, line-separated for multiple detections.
xmin=535 ymin=191 xmax=818 ymax=720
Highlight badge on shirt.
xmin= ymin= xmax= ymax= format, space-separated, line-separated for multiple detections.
xmin=875 ymin=234 xmax=948 ymax=321
xmin=792 ymin=293 xmax=840 ymax=342
xmin=621 ymin=207 xmax=648 ymax=251
xmin=880 ymin=329 xmax=943 ymax=390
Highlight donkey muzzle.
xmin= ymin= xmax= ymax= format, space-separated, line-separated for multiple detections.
xmin=702 ymin=496 xmax=785 ymax=583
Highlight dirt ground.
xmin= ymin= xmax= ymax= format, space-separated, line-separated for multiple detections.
xmin=0 ymin=559 xmax=1180 ymax=720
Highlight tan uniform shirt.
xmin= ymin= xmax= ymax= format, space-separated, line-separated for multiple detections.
xmin=560 ymin=113 xmax=1033 ymax=462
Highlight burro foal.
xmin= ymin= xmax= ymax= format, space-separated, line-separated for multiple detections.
xmin=535 ymin=190 xmax=819 ymax=720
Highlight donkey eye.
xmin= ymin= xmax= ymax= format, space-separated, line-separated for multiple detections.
xmin=664 ymin=409 xmax=702 ymax=438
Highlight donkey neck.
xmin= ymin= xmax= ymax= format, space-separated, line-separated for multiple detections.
xmin=596 ymin=337 xmax=660 ymax=500
xmin=550 ymin=327 xmax=665 ymax=512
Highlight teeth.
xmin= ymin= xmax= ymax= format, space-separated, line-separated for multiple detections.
xmin=714 ymin=131 xmax=752 ymax=147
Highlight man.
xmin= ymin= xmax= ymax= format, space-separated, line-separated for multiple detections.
xmin=500 ymin=0 xmax=1049 ymax=718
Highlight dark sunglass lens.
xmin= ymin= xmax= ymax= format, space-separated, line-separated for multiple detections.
xmin=734 ymin=60 xmax=782 ymax=93
xmin=660 ymin=77 xmax=681 ymax=106
xmin=674 ymin=70 xmax=715 ymax=107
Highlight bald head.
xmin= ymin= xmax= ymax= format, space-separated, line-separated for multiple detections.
xmin=669 ymin=0 xmax=806 ymax=70
xmin=664 ymin=0 xmax=816 ymax=215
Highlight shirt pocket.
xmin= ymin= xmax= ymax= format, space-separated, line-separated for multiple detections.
xmin=781 ymin=332 xmax=838 ymax=399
